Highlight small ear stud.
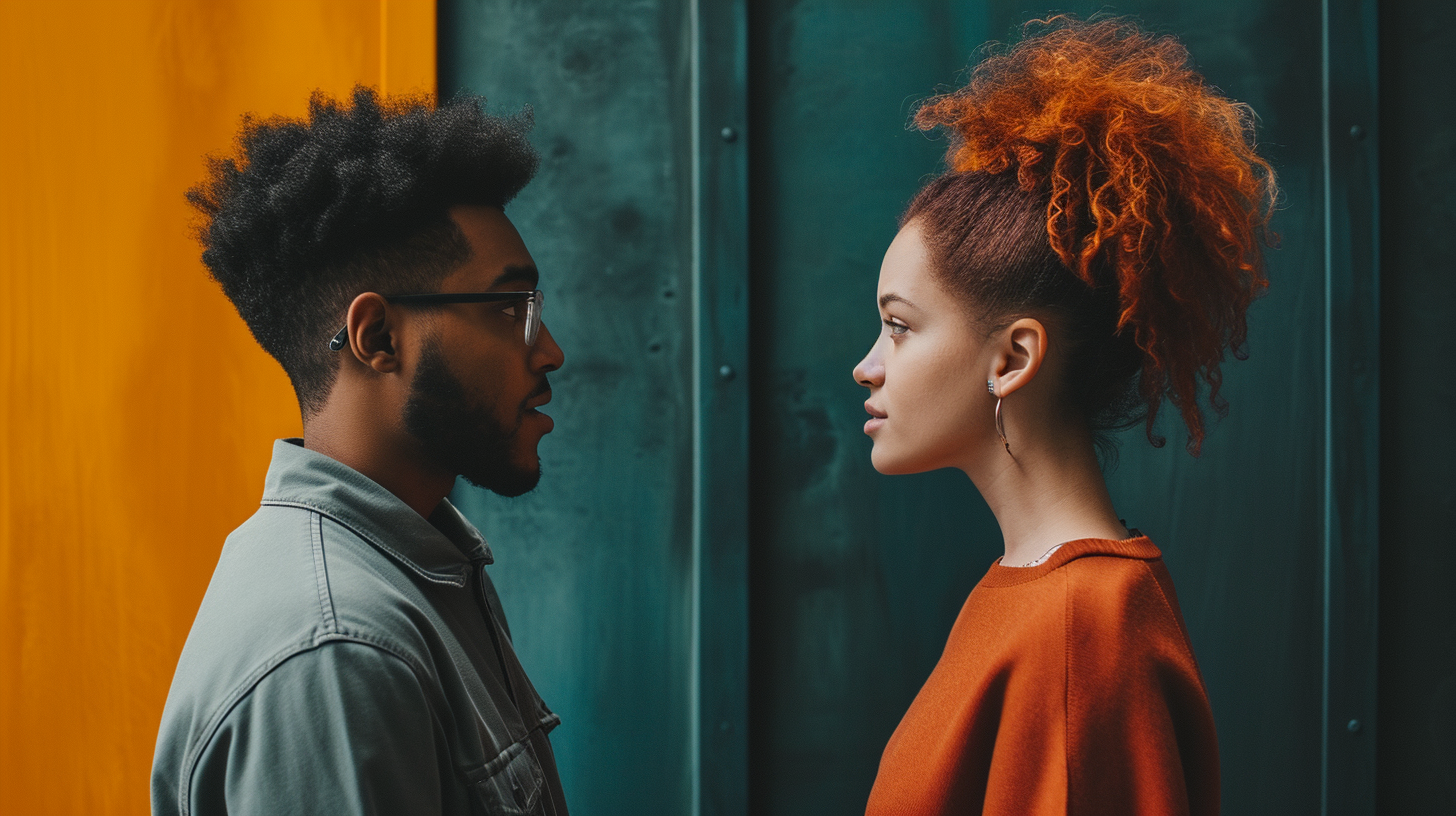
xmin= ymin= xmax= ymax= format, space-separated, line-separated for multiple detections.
xmin=986 ymin=379 xmax=995 ymax=394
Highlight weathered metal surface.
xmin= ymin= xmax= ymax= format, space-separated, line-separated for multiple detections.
xmin=442 ymin=2 xmax=700 ymax=813
xmin=745 ymin=4 xmax=996 ymax=813
xmin=691 ymin=2 xmax=751 ymax=815
xmin=1321 ymin=1 xmax=1380 ymax=813
xmin=1374 ymin=1 xmax=1456 ymax=812
xmin=443 ymin=1 xmax=751 ymax=814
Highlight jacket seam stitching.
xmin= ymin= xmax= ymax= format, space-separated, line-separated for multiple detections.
xmin=259 ymin=499 xmax=467 ymax=587
xmin=177 ymin=634 xmax=432 ymax=816
xmin=310 ymin=512 xmax=337 ymax=633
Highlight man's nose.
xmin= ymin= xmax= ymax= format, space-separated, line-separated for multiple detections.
xmin=533 ymin=322 xmax=565 ymax=372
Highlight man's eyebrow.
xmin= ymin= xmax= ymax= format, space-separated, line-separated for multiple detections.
xmin=493 ymin=264 xmax=539 ymax=289
xmin=879 ymin=293 xmax=916 ymax=309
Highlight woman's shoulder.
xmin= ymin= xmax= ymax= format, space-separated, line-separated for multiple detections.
xmin=1051 ymin=537 xmax=1203 ymax=675
xmin=1058 ymin=539 xmax=1188 ymax=628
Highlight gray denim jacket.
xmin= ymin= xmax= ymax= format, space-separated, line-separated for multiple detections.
xmin=152 ymin=439 xmax=568 ymax=816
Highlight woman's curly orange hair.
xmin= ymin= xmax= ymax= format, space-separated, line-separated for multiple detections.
xmin=913 ymin=16 xmax=1277 ymax=453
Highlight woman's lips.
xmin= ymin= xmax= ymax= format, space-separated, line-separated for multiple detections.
xmin=864 ymin=401 xmax=887 ymax=434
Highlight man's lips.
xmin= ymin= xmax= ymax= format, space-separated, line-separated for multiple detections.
xmin=523 ymin=382 xmax=554 ymax=433
xmin=525 ymin=387 xmax=552 ymax=411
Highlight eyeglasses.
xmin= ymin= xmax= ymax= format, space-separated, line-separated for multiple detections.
xmin=327 ymin=290 xmax=544 ymax=351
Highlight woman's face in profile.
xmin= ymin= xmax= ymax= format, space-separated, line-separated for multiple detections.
xmin=853 ymin=221 xmax=997 ymax=475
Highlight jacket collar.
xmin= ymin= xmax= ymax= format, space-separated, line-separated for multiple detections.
xmin=258 ymin=438 xmax=492 ymax=587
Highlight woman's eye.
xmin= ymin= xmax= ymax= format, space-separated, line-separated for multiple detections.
xmin=883 ymin=318 xmax=909 ymax=337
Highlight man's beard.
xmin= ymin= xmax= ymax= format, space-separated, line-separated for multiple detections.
xmin=403 ymin=338 xmax=541 ymax=497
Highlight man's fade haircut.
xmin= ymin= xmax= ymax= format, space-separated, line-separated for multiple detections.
xmin=188 ymin=86 xmax=540 ymax=417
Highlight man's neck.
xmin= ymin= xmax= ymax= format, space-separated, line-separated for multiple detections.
xmin=302 ymin=399 xmax=454 ymax=520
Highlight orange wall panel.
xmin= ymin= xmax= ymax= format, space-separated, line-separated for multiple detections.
xmin=0 ymin=2 xmax=435 ymax=813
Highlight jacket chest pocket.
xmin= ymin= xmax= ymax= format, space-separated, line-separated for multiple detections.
xmin=461 ymin=739 xmax=546 ymax=815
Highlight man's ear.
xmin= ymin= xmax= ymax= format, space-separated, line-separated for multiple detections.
xmin=344 ymin=293 xmax=401 ymax=373
xmin=990 ymin=317 xmax=1048 ymax=397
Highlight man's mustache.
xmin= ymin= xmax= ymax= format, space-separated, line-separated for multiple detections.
xmin=522 ymin=378 xmax=552 ymax=410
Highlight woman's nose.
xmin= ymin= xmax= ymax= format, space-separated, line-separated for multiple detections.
xmin=853 ymin=341 xmax=884 ymax=388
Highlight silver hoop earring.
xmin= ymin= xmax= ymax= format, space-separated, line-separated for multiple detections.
xmin=995 ymin=396 xmax=1011 ymax=455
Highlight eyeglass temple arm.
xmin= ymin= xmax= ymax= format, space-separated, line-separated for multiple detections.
xmin=326 ymin=290 xmax=540 ymax=350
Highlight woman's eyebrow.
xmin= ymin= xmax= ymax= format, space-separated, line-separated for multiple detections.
xmin=879 ymin=293 xmax=917 ymax=309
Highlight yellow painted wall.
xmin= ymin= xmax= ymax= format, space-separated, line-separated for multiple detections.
xmin=0 ymin=2 xmax=434 ymax=812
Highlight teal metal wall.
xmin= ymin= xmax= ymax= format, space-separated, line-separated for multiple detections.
xmin=439 ymin=1 xmax=1411 ymax=814
xmin=442 ymin=3 xmax=701 ymax=813
xmin=1376 ymin=1 xmax=1456 ymax=812
xmin=441 ymin=2 xmax=749 ymax=813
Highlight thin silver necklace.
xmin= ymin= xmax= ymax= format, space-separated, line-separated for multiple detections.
xmin=1008 ymin=526 xmax=1139 ymax=568
xmin=1015 ymin=542 xmax=1064 ymax=568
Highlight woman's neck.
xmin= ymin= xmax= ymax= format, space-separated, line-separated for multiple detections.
xmin=968 ymin=421 xmax=1129 ymax=567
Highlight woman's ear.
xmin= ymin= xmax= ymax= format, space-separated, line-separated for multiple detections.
xmin=990 ymin=317 xmax=1048 ymax=397
xmin=344 ymin=293 xmax=400 ymax=373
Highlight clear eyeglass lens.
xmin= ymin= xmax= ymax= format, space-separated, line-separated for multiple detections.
xmin=524 ymin=291 xmax=542 ymax=346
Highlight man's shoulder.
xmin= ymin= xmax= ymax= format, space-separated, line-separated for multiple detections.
xmin=151 ymin=633 xmax=438 ymax=816
xmin=161 ymin=504 xmax=441 ymax=730
xmin=187 ymin=502 xmax=440 ymax=675
xmin=154 ymin=502 xmax=450 ymax=801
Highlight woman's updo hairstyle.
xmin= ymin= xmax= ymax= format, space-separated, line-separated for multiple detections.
xmin=905 ymin=16 xmax=1278 ymax=454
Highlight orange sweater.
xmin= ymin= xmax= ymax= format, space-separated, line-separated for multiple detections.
xmin=864 ymin=536 xmax=1218 ymax=816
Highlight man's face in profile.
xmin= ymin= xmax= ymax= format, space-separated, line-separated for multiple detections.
xmin=403 ymin=205 xmax=564 ymax=497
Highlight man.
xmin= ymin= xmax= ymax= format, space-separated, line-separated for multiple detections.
xmin=152 ymin=87 xmax=569 ymax=815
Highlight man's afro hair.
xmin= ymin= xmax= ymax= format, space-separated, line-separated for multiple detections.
xmin=188 ymin=85 xmax=540 ymax=415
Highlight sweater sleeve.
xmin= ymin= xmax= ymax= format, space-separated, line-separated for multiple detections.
xmin=185 ymin=640 xmax=445 ymax=816
xmin=1063 ymin=559 xmax=1221 ymax=816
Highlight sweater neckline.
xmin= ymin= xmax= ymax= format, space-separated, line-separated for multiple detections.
xmin=979 ymin=535 xmax=1161 ymax=587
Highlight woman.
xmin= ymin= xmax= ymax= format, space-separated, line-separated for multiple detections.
xmin=854 ymin=17 xmax=1275 ymax=816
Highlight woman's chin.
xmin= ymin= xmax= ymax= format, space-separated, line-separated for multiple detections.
xmin=870 ymin=448 xmax=926 ymax=476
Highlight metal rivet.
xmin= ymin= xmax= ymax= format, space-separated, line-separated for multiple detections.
xmin=720 ymin=126 xmax=737 ymax=142
xmin=1347 ymin=719 xmax=1361 ymax=733
xmin=1349 ymin=124 xmax=1365 ymax=140
xmin=718 ymin=364 xmax=735 ymax=381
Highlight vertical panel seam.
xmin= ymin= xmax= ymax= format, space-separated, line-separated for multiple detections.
xmin=1320 ymin=5 xmax=1334 ymax=812
xmin=1322 ymin=1 xmax=1380 ymax=813
xmin=689 ymin=0 xmax=705 ymax=809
